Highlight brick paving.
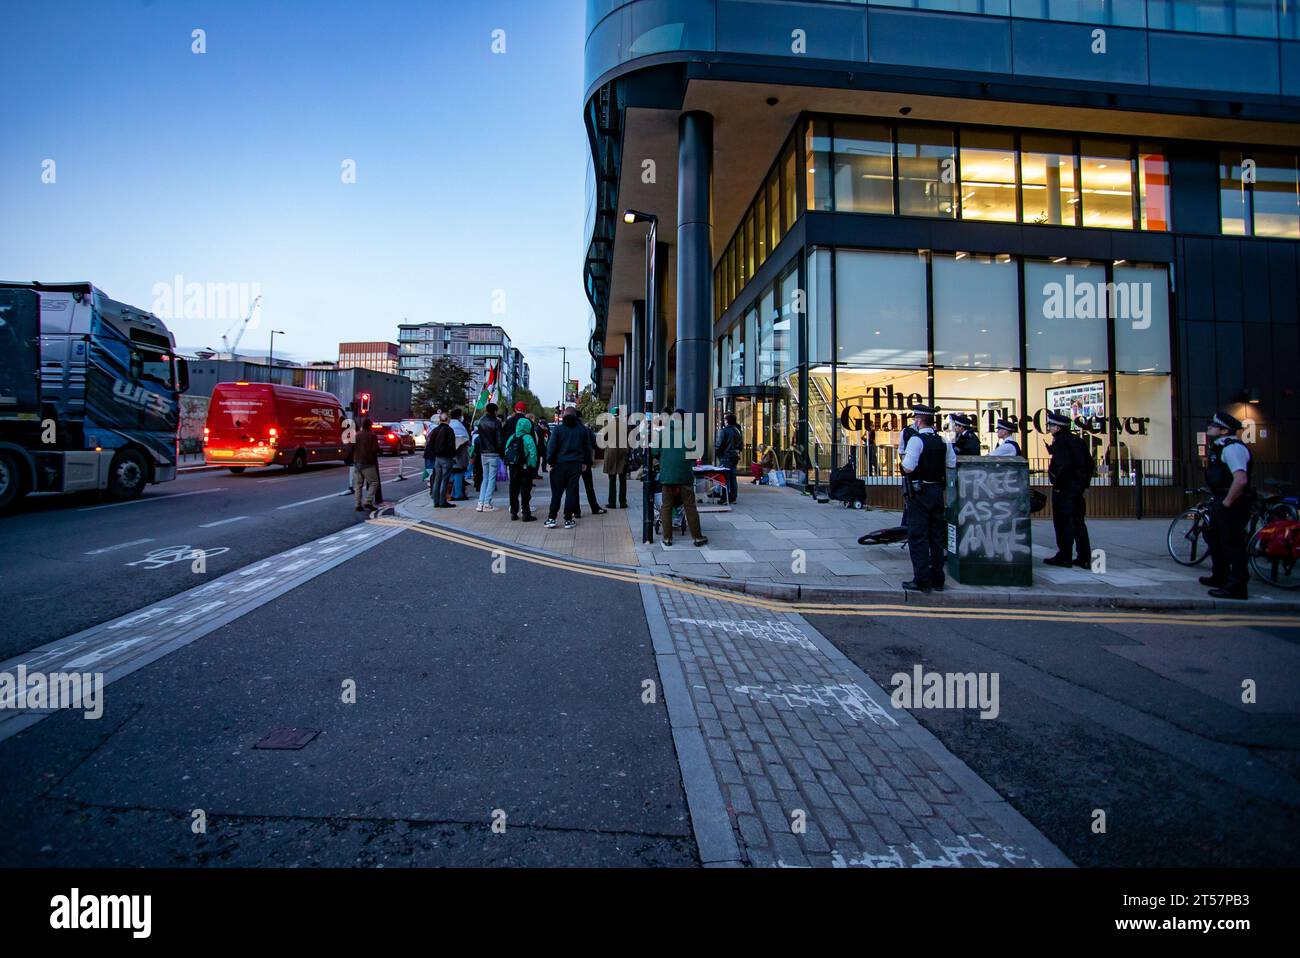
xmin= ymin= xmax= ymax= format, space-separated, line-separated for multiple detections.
xmin=647 ymin=584 xmax=1067 ymax=867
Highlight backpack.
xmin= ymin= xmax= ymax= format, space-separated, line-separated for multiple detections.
xmin=504 ymin=433 xmax=525 ymax=467
xmin=1257 ymin=520 xmax=1300 ymax=562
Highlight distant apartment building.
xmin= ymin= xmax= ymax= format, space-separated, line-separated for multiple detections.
xmin=397 ymin=323 xmax=521 ymax=406
xmin=338 ymin=341 xmax=399 ymax=374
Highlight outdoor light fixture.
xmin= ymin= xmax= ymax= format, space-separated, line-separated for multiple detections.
xmin=623 ymin=209 xmax=655 ymax=225
xmin=1242 ymin=387 xmax=1261 ymax=404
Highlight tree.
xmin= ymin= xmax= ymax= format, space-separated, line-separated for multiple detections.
xmin=510 ymin=385 xmax=547 ymax=420
xmin=411 ymin=357 xmax=473 ymax=418
xmin=576 ymin=385 xmax=606 ymax=424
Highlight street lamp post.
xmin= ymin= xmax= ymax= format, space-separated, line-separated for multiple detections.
xmin=268 ymin=330 xmax=286 ymax=374
xmin=624 ymin=209 xmax=658 ymax=544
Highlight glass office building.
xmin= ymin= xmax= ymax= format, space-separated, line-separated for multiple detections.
xmin=584 ymin=0 xmax=1300 ymax=514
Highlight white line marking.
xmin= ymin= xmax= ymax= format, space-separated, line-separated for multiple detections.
xmin=77 ymin=488 xmax=226 ymax=512
xmin=84 ymin=538 xmax=155 ymax=555
xmin=277 ymin=493 xmax=345 ymax=510
xmin=199 ymin=516 xmax=249 ymax=528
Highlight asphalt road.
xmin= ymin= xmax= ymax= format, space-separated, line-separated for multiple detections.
xmin=0 ymin=527 xmax=695 ymax=867
xmin=814 ymin=611 xmax=1300 ymax=867
xmin=0 ymin=456 xmax=420 ymax=658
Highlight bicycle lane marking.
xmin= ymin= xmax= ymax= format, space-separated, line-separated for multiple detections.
xmin=0 ymin=521 xmax=405 ymax=743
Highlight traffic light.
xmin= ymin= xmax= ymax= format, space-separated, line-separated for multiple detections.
xmin=359 ymin=392 xmax=371 ymax=416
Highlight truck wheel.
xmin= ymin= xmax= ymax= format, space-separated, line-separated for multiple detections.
xmin=228 ymin=466 xmax=246 ymax=475
xmin=107 ymin=449 xmax=148 ymax=500
xmin=289 ymin=450 xmax=307 ymax=473
xmin=0 ymin=452 xmax=27 ymax=511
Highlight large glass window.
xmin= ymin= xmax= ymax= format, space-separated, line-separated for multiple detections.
xmin=898 ymin=126 xmax=956 ymax=218
xmin=766 ymin=169 xmax=781 ymax=252
xmin=1024 ymin=259 xmax=1109 ymax=371
xmin=1113 ymin=264 xmax=1171 ymax=373
xmin=959 ymin=130 xmax=1018 ymax=221
xmin=1253 ymin=151 xmax=1300 ymax=238
xmin=782 ymin=141 xmax=797 ymax=232
xmin=835 ymin=250 xmax=929 ymax=366
xmin=1079 ymin=139 xmax=1134 ymax=229
xmin=776 ymin=264 xmax=799 ymax=375
xmin=759 ymin=288 xmax=776 ymax=383
xmin=1021 ymin=135 xmax=1078 ymax=226
xmin=933 ymin=253 xmax=1020 ymax=368
xmin=755 ymin=191 xmax=768 ymax=268
xmin=1137 ymin=146 xmax=1171 ymax=231
xmin=807 ymin=247 xmax=832 ymax=365
xmin=834 ymin=120 xmax=894 ymax=214
xmin=744 ymin=306 xmax=758 ymax=384
xmin=807 ymin=119 xmax=833 ymax=212
xmin=1220 ymin=150 xmax=1249 ymax=235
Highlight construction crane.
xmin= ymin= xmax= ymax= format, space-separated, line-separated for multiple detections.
xmin=220 ymin=294 xmax=262 ymax=358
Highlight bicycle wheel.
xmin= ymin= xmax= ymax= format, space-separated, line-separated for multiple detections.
xmin=1249 ymin=529 xmax=1300 ymax=590
xmin=1167 ymin=508 xmax=1209 ymax=566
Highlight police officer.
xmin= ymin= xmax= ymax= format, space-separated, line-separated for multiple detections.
xmin=1200 ymin=410 xmax=1253 ymax=600
xmin=900 ymin=404 xmax=956 ymax=593
xmin=950 ymin=413 xmax=982 ymax=456
xmin=1044 ymin=410 xmax=1093 ymax=568
xmin=990 ymin=417 xmax=1021 ymax=457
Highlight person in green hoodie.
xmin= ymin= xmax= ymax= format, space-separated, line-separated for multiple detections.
xmin=652 ymin=408 xmax=708 ymax=547
xmin=505 ymin=415 xmax=539 ymax=521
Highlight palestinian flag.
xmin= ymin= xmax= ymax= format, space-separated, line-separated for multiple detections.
xmin=473 ymin=359 xmax=499 ymax=414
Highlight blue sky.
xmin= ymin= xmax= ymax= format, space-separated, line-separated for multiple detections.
xmin=0 ymin=0 xmax=591 ymax=404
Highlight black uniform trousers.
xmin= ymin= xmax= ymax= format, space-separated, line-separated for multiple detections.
xmin=508 ymin=464 xmax=535 ymax=518
xmin=905 ymin=483 xmax=947 ymax=588
xmin=1205 ymin=495 xmax=1250 ymax=593
xmin=607 ymin=472 xmax=628 ymax=508
xmin=1050 ymin=485 xmax=1092 ymax=564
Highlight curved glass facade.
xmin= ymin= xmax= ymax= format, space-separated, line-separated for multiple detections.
xmin=586 ymin=0 xmax=1300 ymax=97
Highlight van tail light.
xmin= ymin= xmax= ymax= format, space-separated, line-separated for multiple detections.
xmin=387 ymin=433 xmax=396 ymax=441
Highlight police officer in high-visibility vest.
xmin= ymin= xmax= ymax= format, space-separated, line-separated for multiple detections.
xmin=950 ymin=413 xmax=982 ymax=457
xmin=900 ymin=404 xmax=956 ymax=593
xmin=1201 ymin=410 xmax=1253 ymax=600
xmin=989 ymin=417 xmax=1021 ymax=457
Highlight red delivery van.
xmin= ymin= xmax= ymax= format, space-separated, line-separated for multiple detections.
xmin=203 ymin=382 xmax=347 ymax=474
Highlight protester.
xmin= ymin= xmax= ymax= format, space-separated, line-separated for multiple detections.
xmin=475 ymin=402 xmax=504 ymax=512
xmin=426 ymin=411 xmax=457 ymax=508
xmin=352 ymin=417 xmax=382 ymax=513
xmin=502 ymin=401 xmax=528 ymax=446
xmin=575 ymin=407 xmax=607 ymax=517
xmin=715 ymin=411 xmax=743 ymax=503
xmin=751 ymin=445 xmax=777 ymax=484
xmin=505 ymin=415 xmax=539 ymax=521
xmin=544 ymin=406 xmax=587 ymax=529
xmin=603 ymin=405 xmax=629 ymax=509
xmin=654 ymin=407 xmax=708 ymax=548
xmin=342 ymin=406 xmax=358 ymax=494
xmin=449 ymin=408 xmax=470 ymax=500
xmin=535 ymin=419 xmax=550 ymax=475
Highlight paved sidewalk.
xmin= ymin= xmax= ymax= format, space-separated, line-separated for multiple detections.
xmin=398 ymin=471 xmax=637 ymax=567
xmin=628 ymin=480 xmax=1300 ymax=612
xmin=641 ymin=583 xmax=1070 ymax=867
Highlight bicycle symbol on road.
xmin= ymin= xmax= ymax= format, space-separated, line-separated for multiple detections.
xmin=126 ymin=545 xmax=230 ymax=570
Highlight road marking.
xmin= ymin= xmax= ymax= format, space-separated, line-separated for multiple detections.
xmin=371 ymin=515 xmax=1300 ymax=630
xmin=277 ymin=493 xmax=345 ymax=510
xmin=77 ymin=488 xmax=226 ymax=512
xmin=0 ymin=521 xmax=406 ymax=742
xmin=199 ymin=516 xmax=249 ymax=528
xmin=84 ymin=538 xmax=155 ymax=556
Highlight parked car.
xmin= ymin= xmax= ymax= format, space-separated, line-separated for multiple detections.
xmin=398 ymin=418 xmax=434 ymax=449
xmin=373 ymin=422 xmax=415 ymax=455
xmin=204 ymin=382 xmax=346 ymax=473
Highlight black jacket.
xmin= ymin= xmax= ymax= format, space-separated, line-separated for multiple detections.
xmin=716 ymin=424 xmax=743 ymax=466
xmin=954 ymin=430 xmax=982 ymax=457
xmin=424 ymin=422 xmax=456 ymax=460
xmin=476 ymin=415 xmax=504 ymax=456
xmin=547 ymin=413 xmax=589 ymax=465
xmin=1048 ymin=431 xmax=1092 ymax=491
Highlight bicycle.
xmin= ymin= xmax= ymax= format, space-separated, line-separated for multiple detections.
xmin=1248 ymin=514 xmax=1300 ymax=590
xmin=1167 ymin=482 xmax=1299 ymax=571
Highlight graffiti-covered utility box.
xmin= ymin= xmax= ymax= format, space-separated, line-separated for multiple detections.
xmin=945 ymin=456 xmax=1032 ymax=587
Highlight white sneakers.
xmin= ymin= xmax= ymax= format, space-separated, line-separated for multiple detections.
xmin=476 ymin=502 xmax=496 ymax=512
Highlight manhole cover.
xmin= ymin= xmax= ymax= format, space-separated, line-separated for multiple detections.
xmin=254 ymin=728 xmax=320 ymax=750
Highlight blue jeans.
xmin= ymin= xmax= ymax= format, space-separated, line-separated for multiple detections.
xmin=451 ymin=470 xmax=465 ymax=499
xmin=479 ymin=455 xmax=500 ymax=504
xmin=431 ymin=456 xmax=454 ymax=505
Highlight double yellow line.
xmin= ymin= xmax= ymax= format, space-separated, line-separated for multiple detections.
xmin=369 ymin=514 xmax=1300 ymax=630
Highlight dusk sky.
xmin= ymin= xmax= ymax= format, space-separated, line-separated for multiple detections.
xmin=0 ymin=0 xmax=591 ymax=405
